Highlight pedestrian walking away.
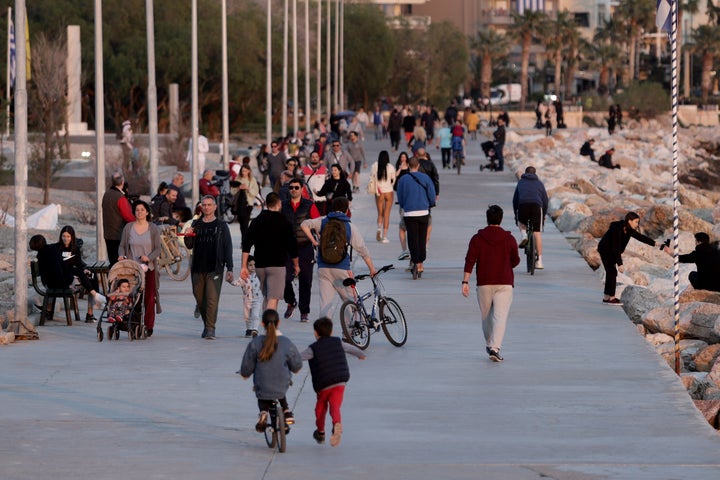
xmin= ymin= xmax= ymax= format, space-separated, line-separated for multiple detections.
xmin=512 ymin=166 xmax=549 ymax=270
xmin=239 ymin=309 xmax=303 ymax=433
xmin=597 ymin=211 xmax=657 ymax=305
xmin=300 ymin=197 xmax=376 ymax=319
xmin=241 ymin=192 xmax=299 ymax=312
xmin=185 ymin=195 xmax=234 ymax=339
xmin=462 ymin=205 xmax=520 ymax=362
xmin=300 ymin=316 xmax=366 ymax=447
xmin=281 ymin=178 xmax=321 ymax=323
xmin=396 ymin=156 xmax=436 ymax=280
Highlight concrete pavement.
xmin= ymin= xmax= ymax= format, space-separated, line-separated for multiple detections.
xmin=2 ymin=131 xmax=719 ymax=480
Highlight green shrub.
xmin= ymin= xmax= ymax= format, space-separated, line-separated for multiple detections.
xmin=614 ymin=82 xmax=670 ymax=119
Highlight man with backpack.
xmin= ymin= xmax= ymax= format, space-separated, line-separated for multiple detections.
xmin=300 ymin=196 xmax=376 ymax=319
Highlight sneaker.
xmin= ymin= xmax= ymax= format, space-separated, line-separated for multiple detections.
xmin=518 ymin=238 xmax=528 ymax=249
xmin=283 ymin=303 xmax=296 ymax=319
xmin=376 ymin=228 xmax=382 ymax=242
xmin=201 ymin=328 xmax=207 ymax=338
xmin=244 ymin=329 xmax=252 ymax=338
xmin=85 ymin=313 xmax=97 ymax=324
xmin=251 ymin=330 xmax=258 ymax=337
xmin=535 ymin=258 xmax=544 ymax=269
xmin=92 ymin=293 xmax=106 ymax=309
xmin=603 ymin=298 xmax=623 ymax=305
xmin=313 ymin=429 xmax=326 ymax=444
xmin=330 ymin=423 xmax=343 ymax=447
xmin=398 ymin=250 xmax=410 ymax=261
xmin=255 ymin=411 xmax=268 ymax=432
xmin=205 ymin=328 xmax=215 ymax=340
xmin=194 ymin=305 xmax=200 ymax=319
xmin=284 ymin=410 xmax=295 ymax=425
xmin=300 ymin=314 xmax=309 ymax=323
xmin=381 ymin=237 xmax=390 ymax=244
xmin=488 ymin=348 xmax=504 ymax=362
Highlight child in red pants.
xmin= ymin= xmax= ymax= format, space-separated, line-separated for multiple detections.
xmin=300 ymin=317 xmax=366 ymax=447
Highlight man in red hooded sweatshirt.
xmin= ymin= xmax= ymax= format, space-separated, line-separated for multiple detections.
xmin=461 ymin=205 xmax=520 ymax=362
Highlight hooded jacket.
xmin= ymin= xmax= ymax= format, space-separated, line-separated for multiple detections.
xmin=464 ymin=226 xmax=520 ymax=286
xmin=512 ymin=173 xmax=549 ymax=215
xmin=597 ymin=220 xmax=655 ymax=266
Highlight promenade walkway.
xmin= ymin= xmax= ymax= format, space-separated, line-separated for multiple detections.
xmin=2 ymin=132 xmax=719 ymax=480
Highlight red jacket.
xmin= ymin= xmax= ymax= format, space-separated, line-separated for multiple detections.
xmin=199 ymin=178 xmax=220 ymax=197
xmin=464 ymin=226 xmax=520 ymax=286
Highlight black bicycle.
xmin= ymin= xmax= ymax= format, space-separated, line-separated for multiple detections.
xmin=340 ymin=264 xmax=408 ymax=350
xmin=525 ymin=218 xmax=536 ymax=275
xmin=262 ymin=400 xmax=288 ymax=453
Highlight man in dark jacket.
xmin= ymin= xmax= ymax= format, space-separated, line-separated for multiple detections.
xmin=664 ymin=232 xmax=720 ymax=292
xmin=597 ymin=212 xmax=656 ymax=305
xmin=462 ymin=205 xmax=520 ymax=362
xmin=101 ymin=172 xmax=135 ymax=265
xmin=493 ymin=117 xmax=506 ymax=171
xmin=387 ymin=108 xmax=403 ymax=151
xmin=512 ymin=166 xmax=549 ymax=269
xmin=580 ymin=139 xmax=596 ymax=162
xmin=186 ymin=195 xmax=234 ymax=339
xmin=281 ymin=178 xmax=321 ymax=322
xmin=241 ymin=192 xmax=299 ymax=312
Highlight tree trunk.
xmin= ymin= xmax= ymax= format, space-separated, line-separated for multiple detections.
xmin=481 ymin=55 xmax=492 ymax=99
xmin=701 ymin=52 xmax=713 ymax=104
xmin=554 ymin=50 xmax=562 ymax=98
xmin=520 ymin=34 xmax=531 ymax=110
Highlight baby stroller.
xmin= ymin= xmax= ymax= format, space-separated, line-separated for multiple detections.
xmin=96 ymin=259 xmax=146 ymax=342
xmin=479 ymin=140 xmax=499 ymax=171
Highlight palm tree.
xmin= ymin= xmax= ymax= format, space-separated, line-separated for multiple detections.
xmin=471 ymin=29 xmax=511 ymax=99
xmin=585 ymin=43 xmax=624 ymax=94
xmin=615 ymin=0 xmax=656 ymax=83
xmin=561 ymin=26 xmax=584 ymax=100
xmin=541 ymin=11 xmax=576 ymax=99
xmin=509 ymin=10 xmax=548 ymax=110
xmin=690 ymin=24 xmax=720 ymax=103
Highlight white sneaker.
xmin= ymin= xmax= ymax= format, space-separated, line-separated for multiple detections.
xmin=535 ymin=257 xmax=544 ymax=269
xmin=376 ymin=228 xmax=382 ymax=242
xmin=93 ymin=293 xmax=106 ymax=308
xmin=381 ymin=237 xmax=390 ymax=244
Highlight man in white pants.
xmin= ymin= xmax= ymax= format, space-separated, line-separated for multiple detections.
xmin=461 ymin=205 xmax=520 ymax=362
xmin=300 ymin=197 xmax=376 ymax=319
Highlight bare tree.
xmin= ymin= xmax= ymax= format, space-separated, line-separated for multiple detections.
xmin=28 ymin=33 xmax=68 ymax=204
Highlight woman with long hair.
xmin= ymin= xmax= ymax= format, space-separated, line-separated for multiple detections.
xmin=239 ymin=309 xmax=303 ymax=432
xmin=369 ymin=150 xmax=396 ymax=243
xmin=316 ymin=163 xmax=353 ymax=208
xmin=57 ymin=225 xmax=102 ymax=322
xmin=236 ymin=164 xmax=260 ymax=237
xmin=118 ymin=200 xmax=162 ymax=336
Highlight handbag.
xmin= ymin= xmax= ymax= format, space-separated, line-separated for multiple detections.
xmin=367 ymin=175 xmax=378 ymax=195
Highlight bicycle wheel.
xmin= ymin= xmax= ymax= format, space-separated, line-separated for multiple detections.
xmin=379 ymin=297 xmax=408 ymax=347
xmin=340 ymin=300 xmax=370 ymax=350
xmin=526 ymin=233 xmax=536 ymax=275
xmin=166 ymin=244 xmax=191 ymax=281
xmin=264 ymin=411 xmax=277 ymax=449
xmin=276 ymin=405 xmax=286 ymax=453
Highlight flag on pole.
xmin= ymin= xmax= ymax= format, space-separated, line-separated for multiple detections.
xmin=656 ymin=0 xmax=673 ymax=33
xmin=517 ymin=0 xmax=545 ymax=15
xmin=8 ymin=15 xmax=15 ymax=88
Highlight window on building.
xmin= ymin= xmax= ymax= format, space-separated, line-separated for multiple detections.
xmin=574 ymin=12 xmax=590 ymax=27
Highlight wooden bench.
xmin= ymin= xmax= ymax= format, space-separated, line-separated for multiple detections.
xmin=30 ymin=260 xmax=80 ymax=326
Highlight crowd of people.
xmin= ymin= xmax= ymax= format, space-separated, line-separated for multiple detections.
xmin=27 ymin=99 xmax=720 ymax=444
